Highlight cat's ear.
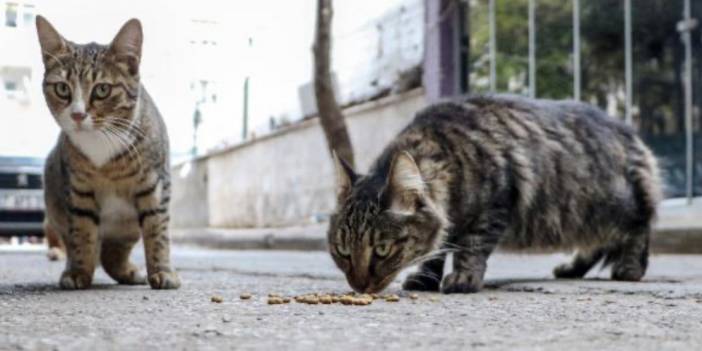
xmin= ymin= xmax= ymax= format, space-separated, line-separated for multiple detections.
xmin=333 ymin=151 xmax=356 ymax=203
xmin=36 ymin=16 xmax=66 ymax=65
xmin=386 ymin=151 xmax=425 ymax=214
xmin=109 ymin=18 xmax=143 ymax=75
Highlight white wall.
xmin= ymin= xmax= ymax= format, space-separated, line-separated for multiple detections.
xmin=171 ymin=88 xmax=427 ymax=228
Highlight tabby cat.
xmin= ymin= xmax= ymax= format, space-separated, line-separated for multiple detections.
xmin=37 ymin=16 xmax=180 ymax=289
xmin=328 ymin=95 xmax=661 ymax=294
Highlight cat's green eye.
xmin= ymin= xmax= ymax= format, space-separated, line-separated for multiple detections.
xmin=336 ymin=244 xmax=350 ymax=257
xmin=374 ymin=243 xmax=392 ymax=257
xmin=92 ymin=83 xmax=112 ymax=100
xmin=54 ymin=82 xmax=71 ymax=100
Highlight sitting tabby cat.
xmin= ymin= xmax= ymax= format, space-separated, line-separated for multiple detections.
xmin=37 ymin=16 xmax=180 ymax=289
xmin=328 ymin=95 xmax=661 ymax=294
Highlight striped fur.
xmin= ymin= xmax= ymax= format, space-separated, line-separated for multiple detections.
xmin=328 ymin=95 xmax=661 ymax=294
xmin=38 ymin=16 xmax=180 ymax=290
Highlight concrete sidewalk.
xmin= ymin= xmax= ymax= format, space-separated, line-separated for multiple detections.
xmin=172 ymin=224 xmax=328 ymax=251
xmin=172 ymin=199 xmax=702 ymax=253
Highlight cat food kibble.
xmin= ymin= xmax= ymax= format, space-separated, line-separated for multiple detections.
xmin=385 ymin=294 xmax=400 ymax=302
xmin=211 ymin=295 xmax=224 ymax=303
xmin=352 ymin=297 xmax=373 ymax=306
xmin=319 ymin=295 xmax=333 ymax=304
xmin=240 ymin=293 xmax=252 ymax=300
xmin=267 ymin=297 xmax=284 ymax=305
xmin=305 ymin=296 xmax=320 ymax=304
xmin=340 ymin=296 xmax=354 ymax=305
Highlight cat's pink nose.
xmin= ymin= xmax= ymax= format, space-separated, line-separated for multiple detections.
xmin=71 ymin=112 xmax=87 ymax=123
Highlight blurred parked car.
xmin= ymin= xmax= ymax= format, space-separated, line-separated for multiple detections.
xmin=0 ymin=156 xmax=44 ymax=237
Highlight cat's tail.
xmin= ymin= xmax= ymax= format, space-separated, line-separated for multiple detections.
xmin=44 ymin=220 xmax=65 ymax=261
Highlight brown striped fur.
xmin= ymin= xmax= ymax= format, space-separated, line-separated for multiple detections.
xmin=328 ymin=95 xmax=661 ymax=294
xmin=37 ymin=16 xmax=179 ymax=289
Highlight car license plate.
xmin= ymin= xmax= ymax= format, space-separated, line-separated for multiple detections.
xmin=0 ymin=190 xmax=44 ymax=211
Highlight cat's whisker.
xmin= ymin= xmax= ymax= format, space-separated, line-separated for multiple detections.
xmin=105 ymin=129 xmax=133 ymax=162
xmin=108 ymin=119 xmax=147 ymax=139
xmin=98 ymin=130 xmax=119 ymax=161
xmin=407 ymin=270 xmax=442 ymax=282
xmin=103 ymin=126 xmax=144 ymax=171
xmin=404 ymin=248 xmax=457 ymax=268
xmin=110 ymin=127 xmax=144 ymax=171
xmin=438 ymin=241 xmax=486 ymax=254
xmin=101 ymin=130 xmax=138 ymax=171
xmin=108 ymin=117 xmax=144 ymax=132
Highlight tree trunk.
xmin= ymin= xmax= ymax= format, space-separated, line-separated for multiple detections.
xmin=313 ymin=0 xmax=355 ymax=168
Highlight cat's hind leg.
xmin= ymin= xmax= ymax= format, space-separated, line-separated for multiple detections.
xmin=101 ymin=237 xmax=146 ymax=285
xmin=553 ymin=248 xmax=605 ymax=279
xmin=607 ymin=228 xmax=650 ymax=282
xmin=402 ymin=253 xmax=446 ymax=292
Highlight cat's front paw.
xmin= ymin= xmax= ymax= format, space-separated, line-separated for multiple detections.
xmin=553 ymin=263 xmax=586 ymax=279
xmin=148 ymin=271 xmax=181 ymax=290
xmin=441 ymin=271 xmax=483 ymax=294
xmin=402 ymin=272 xmax=441 ymax=291
xmin=59 ymin=269 xmax=93 ymax=290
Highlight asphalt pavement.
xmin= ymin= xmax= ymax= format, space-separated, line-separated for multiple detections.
xmin=1 ymin=245 xmax=701 ymax=350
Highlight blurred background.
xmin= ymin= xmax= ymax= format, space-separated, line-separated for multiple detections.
xmin=0 ymin=0 xmax=700 ymax=245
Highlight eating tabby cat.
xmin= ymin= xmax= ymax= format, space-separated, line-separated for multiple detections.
xmin=328 ymin=95 xmax=661 ymax=294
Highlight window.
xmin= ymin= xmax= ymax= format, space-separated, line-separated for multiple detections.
xmin=5 ymin=2 xmax=18 ymax=27
xmin=4 ymin=81 xmax=18 ymax=91
xmin=22 ymin=4 xmax=34 ymax=26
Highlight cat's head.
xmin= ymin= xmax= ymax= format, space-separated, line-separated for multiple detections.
xmin=36 ymin=16 xmax=142 ymax=135
xmin=327 ymin=152 xmax=446 ymax=293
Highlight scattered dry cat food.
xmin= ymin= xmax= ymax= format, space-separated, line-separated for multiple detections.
xmin=306 ymin=296 xmax=320 ymax=305
xmin=319 ymin=295 xmax=333 ymax=304
xmin=267 ymin=297 xmax=284 ymax=305
xmin=340 ymin=295 xmax=354 ymax=305
xmin=240 ymin=293 xmax=253 ymax=300
xmin=211 ymin=295 xmax=224 ymax=303
xmin=261 ymin=291 xmax=426 ymax=307
xmin=352 ymin=297 xmax=373 ymax=306
xmin=384 ymin=294 xmax=400 ymax=302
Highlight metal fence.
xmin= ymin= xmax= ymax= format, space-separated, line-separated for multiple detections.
xmin=461 ymin=0 xmax=700 ymax=202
